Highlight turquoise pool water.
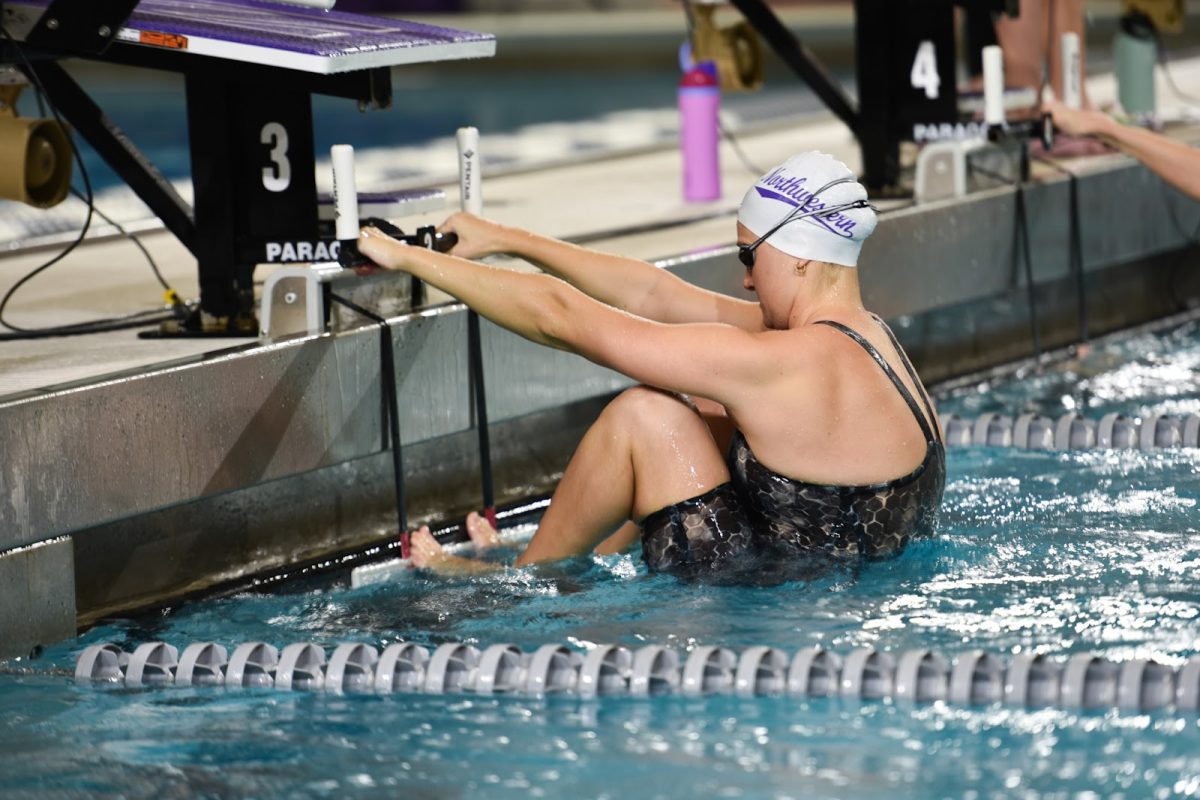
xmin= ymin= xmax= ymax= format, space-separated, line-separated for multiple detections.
xmin=2 ymin=320 xmax=1199 ymax=798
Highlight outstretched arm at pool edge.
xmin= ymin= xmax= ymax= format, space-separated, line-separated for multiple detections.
xmin=358 ymin=226 xmax=779 ymax=409
xmin=438 ymin=212 xmax=763 ymax=331
xmin=1044 ymin=100 xmax=1200 ymax=201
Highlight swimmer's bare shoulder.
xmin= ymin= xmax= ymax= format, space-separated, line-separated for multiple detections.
xmin=721 ymin=325 xmax=840 ymax=413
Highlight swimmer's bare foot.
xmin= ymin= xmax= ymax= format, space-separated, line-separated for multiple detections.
xmin=465 ymin=511 xmax=502 ymax=548
xmin=409 ymin=526 xmax=447 ymax=569
xmin=409 ymin=522 xmax=502 ymax=576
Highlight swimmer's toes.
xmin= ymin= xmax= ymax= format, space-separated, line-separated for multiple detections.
xmin=409 ymin=526 xmax=439 ymax=568
xmin=465 ymin=511 xmax=502 ymax=548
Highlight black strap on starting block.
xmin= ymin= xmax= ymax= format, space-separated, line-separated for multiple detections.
xmin=328 ymin=293 xmax=409 ymax=551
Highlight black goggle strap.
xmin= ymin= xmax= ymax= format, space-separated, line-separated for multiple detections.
xmin=743 ymin=199 xmax=875 ymax=260
xmin=743 ymin=177 xmax=871 ymax=253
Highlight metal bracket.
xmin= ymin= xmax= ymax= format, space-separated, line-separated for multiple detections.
xmin=22 ymin=0 xmax=139 ymax=55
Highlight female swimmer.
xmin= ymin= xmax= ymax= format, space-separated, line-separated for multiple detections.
xmin=356 ymin=152 xmax=945 ymax=577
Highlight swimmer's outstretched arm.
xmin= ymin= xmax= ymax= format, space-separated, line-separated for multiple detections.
xmin=1044 ymin=100 xmax=1200 ymax=201
xmin=358 ymin=226 xmax=778 ymax=410
xmin=438 ymin=212 xmax=763 ymax=331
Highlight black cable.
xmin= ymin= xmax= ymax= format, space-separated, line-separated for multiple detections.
xmin=0 ymin=185 xmax=187 ymax=338
xmin=719 ymin=117 xmax=765 ymax=177
xmin=1033 ymin=155 xmax=1089 ymax=343
xmin=0 ymin=22 xmax=95 ymax=334
xmin=1150 ymin=23 xmax=1200 ymax=108
xmin=70 ymin=187 xmax=172 ymax=293
xmin=969 ymin=160 xmax=1044 ymax=359
xmin=329 ymin=293 xmax=409 ymax=553
xmin=0 ymin=308 xmax=176 ymax=341
xmin=1013 ymin=185 xmax=1043 ymax=359
xmin=466 ymin=309 xmax=496 ymax=527
xmin=0 ymin=24 xmax=187 ymax=339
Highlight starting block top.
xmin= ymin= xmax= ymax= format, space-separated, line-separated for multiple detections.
xmin=12 ymin=0 xmax=496 ymax=74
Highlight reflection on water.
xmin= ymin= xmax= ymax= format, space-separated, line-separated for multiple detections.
xmin=939 ymin=320 xmax=1200 ymax=420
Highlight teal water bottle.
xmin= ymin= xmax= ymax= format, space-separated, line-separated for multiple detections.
xmin=1115 ymin=12 xmax=1157 ymax=116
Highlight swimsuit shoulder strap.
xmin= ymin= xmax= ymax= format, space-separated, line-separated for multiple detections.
xmin=868 ymin=313 xmax=943 ymax=446
xmin=814 ymin=319 xmax=938 ymax=446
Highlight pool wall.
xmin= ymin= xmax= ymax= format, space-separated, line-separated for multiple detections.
xmin=3 ymin=145 xmax=1200 ymax=659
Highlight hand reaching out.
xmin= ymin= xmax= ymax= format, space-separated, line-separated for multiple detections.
xmin=1042 ymin=99 xmax=1114 ymax=139
xmin=437 ymin=212 xmax=509 ymax=260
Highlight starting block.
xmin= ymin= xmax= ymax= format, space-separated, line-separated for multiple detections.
xmin=0 ymin=0 xmax=493 ymax=333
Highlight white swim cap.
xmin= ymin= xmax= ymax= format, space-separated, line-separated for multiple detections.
xmin=737 ymin=152 xmax=877 ymax=267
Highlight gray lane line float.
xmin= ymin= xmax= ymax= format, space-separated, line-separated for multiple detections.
xmin=943 ymin=412 xmax=1200 ymax=450
xmin=74 ymin=641 xmax=1200 ymax=714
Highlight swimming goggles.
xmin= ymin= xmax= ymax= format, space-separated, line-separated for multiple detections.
xmin=737 ymin=178 xmax=876 ymax=269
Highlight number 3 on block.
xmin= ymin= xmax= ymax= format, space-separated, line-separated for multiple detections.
xmin=261 ymin=122 xmax=291 ymax=193
xmin=910 ymin=40 xmax=940 ymax=100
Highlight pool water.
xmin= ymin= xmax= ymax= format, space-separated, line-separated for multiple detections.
xmin=2 ymin=320 xmax=1200 ymax=798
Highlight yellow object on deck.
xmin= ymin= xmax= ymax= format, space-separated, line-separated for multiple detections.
xmin=0 ymin=84 xmax=71 ymax=208
xmin=1123 ymin=0 xmax=1186 ymax=34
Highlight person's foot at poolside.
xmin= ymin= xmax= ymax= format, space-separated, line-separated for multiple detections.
xmin=408 ymin=526 xmax=447 ymax=569
xmin=464 ymin=511 xmax=502 ymax=548
xmin=410 ymin=521 xmax=505 ymax=575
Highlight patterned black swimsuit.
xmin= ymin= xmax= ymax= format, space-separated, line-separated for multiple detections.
xmin=639 ymin=319 xmax=946 ymax=576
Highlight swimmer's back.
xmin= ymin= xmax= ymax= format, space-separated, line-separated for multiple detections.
xmin=724 ymin=313 xmax=938 ymax=487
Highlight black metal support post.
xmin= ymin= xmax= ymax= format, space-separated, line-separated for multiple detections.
xmin=853 ymin=0 xmax=958 ymax=191
xmin=184 ymin=77 xmax=243 ymax=321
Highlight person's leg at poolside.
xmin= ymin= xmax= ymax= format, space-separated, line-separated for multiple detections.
xmin=995 ymin=0 xmax=1050 ymax=99
xmin=419 ymin=386 xmax=732 ymax=567
xmin=992 ymin=0 xmax=1106 ymax=155
xmin=1048 ymin=0 xmax=1089 ymax=107
xmin=573 ymin=393 xmax=736 ymax=557
xmin=995 ymin=0 xmax=1090 ymax=106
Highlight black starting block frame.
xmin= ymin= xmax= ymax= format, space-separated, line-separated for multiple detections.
xmin=3 ymin=0 xmax=396 ymax=334
xmin=729 ymin=0 xmax=1016 ymax=192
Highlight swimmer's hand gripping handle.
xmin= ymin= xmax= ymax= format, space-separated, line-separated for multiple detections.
xmin=359 ymin=218 xmax=458 ymax=254
xmin=987 ymin=114 xmax=1055 ymax=153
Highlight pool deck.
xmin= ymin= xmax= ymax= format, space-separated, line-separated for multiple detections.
xmin=3 ymin=31 xmax=1200 ymax=658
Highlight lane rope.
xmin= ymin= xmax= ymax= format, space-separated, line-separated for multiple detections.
xmin=940 ymin=411 xmax=1200 ymax=450
xmin=74 ymin=640 xmax=1200 ymax=713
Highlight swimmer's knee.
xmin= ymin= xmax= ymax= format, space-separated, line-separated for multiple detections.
xmin=605 ymin=386 xmax=701 ymax=426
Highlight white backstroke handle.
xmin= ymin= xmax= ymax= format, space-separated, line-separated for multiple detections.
xmin=456 ymin=127 xmax=482 ymax=216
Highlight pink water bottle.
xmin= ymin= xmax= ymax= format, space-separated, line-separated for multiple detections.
xmin=679 ymin=61 xmax=721 ymax=202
